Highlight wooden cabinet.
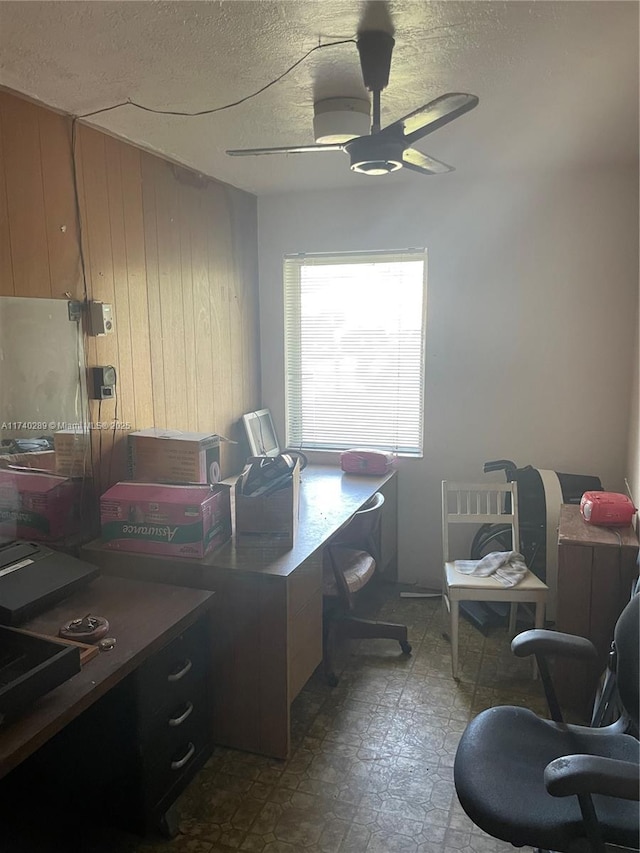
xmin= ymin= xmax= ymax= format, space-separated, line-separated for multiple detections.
xmin=555 ymin=504 xmax=639 ymax=718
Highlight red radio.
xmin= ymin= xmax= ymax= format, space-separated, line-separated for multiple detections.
xmin=340 ymin=449 xmax=396 ymax=476
xmin=580 ymin=491 xmax=636 ymax=527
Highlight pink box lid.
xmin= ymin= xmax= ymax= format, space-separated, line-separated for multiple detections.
xmin=101 ymin=481 xmax=218 ymax=504
xmin=0 ymin=469 xmax=72 ymax=494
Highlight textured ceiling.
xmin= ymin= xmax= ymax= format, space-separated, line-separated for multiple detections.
xmin=0 ymin=1 xmax=637 ymax=196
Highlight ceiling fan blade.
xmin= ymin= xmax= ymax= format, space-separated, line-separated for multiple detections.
xmin=384 ymin=93 xmax=479 ymax=145
xmin=227 ymin=143 xmax=344 ymax=156
xmin=403 ymin=148 xmax=454 ymax=175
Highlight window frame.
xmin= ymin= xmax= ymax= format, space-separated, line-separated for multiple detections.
xmin=283 ymin=248 xmax=427 ymax=457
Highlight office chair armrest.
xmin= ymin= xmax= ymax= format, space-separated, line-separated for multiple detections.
xmin=511 ymin=630 xmax=598 ymax=661
xmin=512 ymin=631 xmax=598 ymax=723
xmin=545 ymin=755 xmax=640 ymax=801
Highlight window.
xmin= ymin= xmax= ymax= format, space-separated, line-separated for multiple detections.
xmin=284 ymin=249 xmax=427 ymax=456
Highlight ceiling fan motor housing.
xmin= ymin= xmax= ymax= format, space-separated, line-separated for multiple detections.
xmin=346 ymin=134 xmax=405 ymax=175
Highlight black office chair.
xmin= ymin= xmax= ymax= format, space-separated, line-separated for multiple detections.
xmin=454 ymin=593 xmax=639 ymax=853
xmin=322 ymin=492 xmax=411 ymax=686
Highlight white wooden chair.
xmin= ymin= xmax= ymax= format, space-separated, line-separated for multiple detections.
xmin=442 ymin=481 xmax=548 ymax=679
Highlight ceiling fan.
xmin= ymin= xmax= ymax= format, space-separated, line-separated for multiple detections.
xmin=227 ymin=30 xmax=479 ymax=177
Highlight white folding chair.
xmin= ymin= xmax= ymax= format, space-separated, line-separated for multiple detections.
xmin=442 ymin=481 xmax=548 ymax=679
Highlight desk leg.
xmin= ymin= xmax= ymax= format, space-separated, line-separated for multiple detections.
xmin=210 ymin=574 xmax=291 ymax=759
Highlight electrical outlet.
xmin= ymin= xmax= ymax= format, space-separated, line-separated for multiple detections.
xmin=90 ymin=366 xmax=117 ymax=400
xmin=89 ymin=301 xmax=114 ymax=336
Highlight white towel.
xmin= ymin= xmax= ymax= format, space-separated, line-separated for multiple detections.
xmin=453 ymin=550 xmax=528 ymax=588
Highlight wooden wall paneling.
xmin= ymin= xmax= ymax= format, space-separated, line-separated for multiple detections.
xmin=0 ymin=94 xmax=51 ymax=297
xmin=202 ymin=186 xmax=226 ymax=464
xmin=222 ymin=186 xmax=247 ymax=423
xmin=232 ymin=189 xmax=260 ymax=421
xmin=0 ymin=90 xmax=261 ymax=491
xmin=103 ymin=136 xmax=135 ymax=485
xmin=140 ymin=153 xmax=166 ymax=430
xmin=77 ymin=126 xmax=119 ymax=495
xmin=225 ymin=187 xmax=260 ymax=473
xmin=190 ymin=190 xmax=215 ymax=434
xmin=38 ymin=110 xmax=82 ymax=299
xmin=154 ymin=160 xmax=189 ymax=431
xmin=73 ymin=126 xmax=98 ymax=491
xmin=178 ymin=181 xmax=198 ymax=430
xmin=119 ymin=145 xmax=154 ymax=432
xmin=206 ymin=183 xmax=234 ymax=456
xmin=0 ymin=103 xmax=15 ymax=295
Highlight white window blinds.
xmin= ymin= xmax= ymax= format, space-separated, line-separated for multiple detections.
xmin=283 ymin=250 xmax=427 ymax=456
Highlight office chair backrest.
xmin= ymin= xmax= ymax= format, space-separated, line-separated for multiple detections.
xmin=442 ymin=481 xmax=520 ymax=562
xmin=614 ymin=593 xmax=639 ymax=732
xmin=333 ymin=492 xmax=385 ymax=557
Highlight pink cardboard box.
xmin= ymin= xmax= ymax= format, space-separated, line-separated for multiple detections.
xmin=100 ymin=481 xmax=231 ymax=559
xmin=0 ymin=469 xmax=83 ymax=541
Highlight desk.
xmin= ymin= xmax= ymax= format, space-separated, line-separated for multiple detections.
xmin=0 ymin=575 xmax=215 ymax=835
xmin=84 ymin=465 xmax=397 ymax=759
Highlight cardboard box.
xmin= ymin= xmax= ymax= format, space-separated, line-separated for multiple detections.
xmin=128 ymin=429 xmax=221 ymax=485
xmin=0 ymin=469 xmax=83 ymax=542
xmin=54 ymin=429 xmax=90 ymax=477
xmin=235 ymin=460 xmax=300 ymax=548
xmin=0 ymin=450 xmax=57 ymax=472
xmin=100 ymin=481 xmax=231 ymax=559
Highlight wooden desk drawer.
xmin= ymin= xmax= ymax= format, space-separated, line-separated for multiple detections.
xmin=140 ymin=696 xmax=209 ymax=772
xmin=137 ymin=620 xmax=209 ymax=723
xmin=141 ymin=725 xmax=211 ymax=811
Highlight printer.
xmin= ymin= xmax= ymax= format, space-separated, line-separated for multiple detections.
xmin=0 ymin=538 xmax=99 ymax=626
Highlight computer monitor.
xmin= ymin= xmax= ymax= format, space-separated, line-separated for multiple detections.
xmin=242 ymin=409 xmax=281 ymax=458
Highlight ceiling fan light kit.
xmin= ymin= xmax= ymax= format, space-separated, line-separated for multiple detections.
xmin=347 ymin=134 xmax=403 ymax=174
xmin=227 ymin=29 xmax=479 ymax=178
xmin=313 ymin=98 xmax=371 ymax=144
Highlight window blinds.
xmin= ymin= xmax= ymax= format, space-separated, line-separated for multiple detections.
xmin=283 ymin=250 xmax=427 ymax=456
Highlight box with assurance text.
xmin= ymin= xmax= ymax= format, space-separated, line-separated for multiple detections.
xmin=128 ymin=429 xmax=221 ymax=485
xmin=100 ymin=481 xmax=231 ymax=559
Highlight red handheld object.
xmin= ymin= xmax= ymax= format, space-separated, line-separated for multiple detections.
xmin=340 ymin=449 xmax=396 ymax=476
xmin=580 ymin=491 xmax=636 ymax=527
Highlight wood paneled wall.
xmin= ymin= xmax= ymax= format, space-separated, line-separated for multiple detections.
xmin=0 ymin=89 xmax=260 ymax=499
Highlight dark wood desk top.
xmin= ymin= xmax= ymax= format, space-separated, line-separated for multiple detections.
xmin=85 ymin=464 xmax=395 ymax=580
xmin=0 ymin=575 xmax=214 ymax=779
xmin=558 ymin=503 xmax=639 ymax=549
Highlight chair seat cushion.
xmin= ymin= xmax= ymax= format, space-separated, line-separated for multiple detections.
xmin=445 ymin=561 xmax=548 ymax=592
xmin=323 ymin=547 xmax=376 ymax=597
xmin=454 ymin=705 xmax=640 ymax=851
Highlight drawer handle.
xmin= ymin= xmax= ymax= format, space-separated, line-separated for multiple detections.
xmin=171 ymin=742 xmax=195 ymax=771
xmin=167 ymin=658 xmax=192 ymax=682
xmin=169 ymin=701 xmax=194 ymax=727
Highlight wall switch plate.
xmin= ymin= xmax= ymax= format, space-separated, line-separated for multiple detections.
xmin=89 ymin=301 xmax=114 ymax=336
xmin=67 ymin=300 xmax=83 ymax=322
xmin=90 ymin=365 xmax=117 ymax=400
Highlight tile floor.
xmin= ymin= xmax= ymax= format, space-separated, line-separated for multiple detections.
xmin=5 ymin=592 xmax=550 ymax=853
